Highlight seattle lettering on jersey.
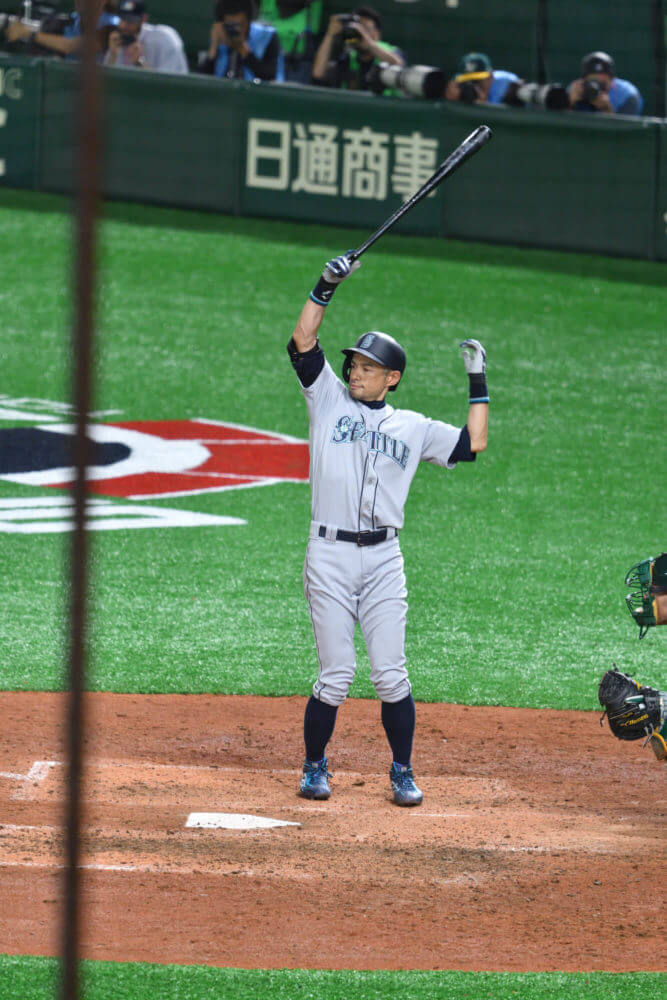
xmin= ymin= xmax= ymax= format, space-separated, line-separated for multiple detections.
xmin=331 ymin=415 xmax=410 ymax=470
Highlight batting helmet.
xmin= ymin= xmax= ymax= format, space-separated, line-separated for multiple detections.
xmin=341 ymin=331 xmax=406 ymax=391
xmin=581 ymin=51 xmax=615 ymax=76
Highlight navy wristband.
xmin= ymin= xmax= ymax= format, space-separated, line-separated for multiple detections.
xmin=468 ymin=373 xmax=489 ymax=403
xmin=310 ymin=276 xmax=338 ymax=307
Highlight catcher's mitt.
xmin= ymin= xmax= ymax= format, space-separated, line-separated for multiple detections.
xmin=598 ymin=666 xmax=665 ymax=746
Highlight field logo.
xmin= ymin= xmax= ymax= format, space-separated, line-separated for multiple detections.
xmin=0 ymin=416 xmax=310 ymax=532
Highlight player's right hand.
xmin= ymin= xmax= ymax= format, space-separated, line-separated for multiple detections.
xmin=322 ymin=253 xmax=362 ymax=284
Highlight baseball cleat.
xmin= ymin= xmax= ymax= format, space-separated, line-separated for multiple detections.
xmin=299 ymin=757 xmax=332 ymax=799
xmin=390 ymin=762 xmax=423 ymax=806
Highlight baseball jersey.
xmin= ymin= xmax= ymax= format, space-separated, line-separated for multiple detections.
xmin=488 ymin=70 xmax=521 ymax=104
xmin=290 ymin=344 xmax=472 ymax=531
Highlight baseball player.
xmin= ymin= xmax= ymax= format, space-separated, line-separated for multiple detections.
xmin=288 ymin=252 xmax=489 ymax=806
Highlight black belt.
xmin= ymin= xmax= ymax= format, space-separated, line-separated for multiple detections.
xmin=318 ymin=525 xmax=389 ymax=546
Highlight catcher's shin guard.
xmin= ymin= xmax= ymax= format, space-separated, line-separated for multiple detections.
xmin=649 ymin=723 xmax=667 ymax=761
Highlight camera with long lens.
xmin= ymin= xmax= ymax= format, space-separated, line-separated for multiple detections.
xmin=336 ymin=12 xmax=363 ymax=42
xmin=504 ymin=80 xmax=569 ymax=111
xmin=581 ymin=77 xmax=603 ymax=103
xmin=366 ymin=61 xmax=445 ymax=100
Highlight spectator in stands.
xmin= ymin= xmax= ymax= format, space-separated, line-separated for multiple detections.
xmin=201 ymin=0 xmax=284 ymax=82
xmin=444 ymin=51 xmax=519 ymax=104
xmin=259 ymin=0 xmax=322 ymax=83
xmin=103 ymin=0 xmax=188 ymax=73
xmin=311 ymin=6 xmax=403 ymax=90
xmin=4 ymin=0 xmax=118 ymax=59
xmin=567 ymin=51 xmax=643 ymax=116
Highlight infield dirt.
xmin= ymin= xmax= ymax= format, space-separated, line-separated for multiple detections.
xmin=0 ymin=692 xmax=663 ymax=971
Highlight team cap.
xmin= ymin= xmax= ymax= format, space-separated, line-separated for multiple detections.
xmin=455 ymin=52 xmax=492 ymax=82
xmin=118 ymin=0 xmax=146 ymax=20
xmin=581 ymin=51 xmax=615 ymax=76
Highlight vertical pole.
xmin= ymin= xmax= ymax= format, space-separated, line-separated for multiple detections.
xmin=62 ymin=1 xmax=100 ymax=997
xmin=653 ymin=0 xmax=666 ymax=118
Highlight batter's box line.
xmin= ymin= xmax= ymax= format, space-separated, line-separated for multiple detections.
xmin=1 ymin=761 xmax=61 ymax=798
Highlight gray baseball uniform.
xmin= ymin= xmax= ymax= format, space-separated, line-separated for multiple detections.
xmin=293 ymin=351 xmax=471 ymax=707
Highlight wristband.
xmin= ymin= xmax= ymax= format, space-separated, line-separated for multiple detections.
xmin=468 ymin=372 xmax=489 ymax=403
xmin=309 ymin=276 xmax=338 ymax=307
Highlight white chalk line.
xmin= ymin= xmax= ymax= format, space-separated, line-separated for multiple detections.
xmin=0 ymin=758 xmax=497 ymax=781
xmin=0 ymin=859 xmax=320 ymax=878
xmin=0 ymin=761 xmax=60 ymax=783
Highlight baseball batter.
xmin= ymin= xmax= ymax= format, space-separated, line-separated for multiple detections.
xmin=288 ymin=252 xmax=489 ymax=805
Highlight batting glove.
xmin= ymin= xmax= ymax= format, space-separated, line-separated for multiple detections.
xmin=310 ymin=252 xmax=361 ymax=307
xmin=459 ymin=338 xmax=487 ymax=375
xmin=460 ymin=338 xmax=489 ymax=404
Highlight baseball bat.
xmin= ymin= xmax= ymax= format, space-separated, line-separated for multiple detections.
xmin=348 ymin=124 xmax=493 ymax=261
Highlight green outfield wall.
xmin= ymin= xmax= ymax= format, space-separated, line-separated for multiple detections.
xmin=1 ymin=54 xmax=666 ymax=259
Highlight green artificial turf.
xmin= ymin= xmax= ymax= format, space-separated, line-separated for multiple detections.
xmin=1 ymin=957 xmax=664 ymax=1000
xmin=1 ymin=188 xmax=665 ymax=707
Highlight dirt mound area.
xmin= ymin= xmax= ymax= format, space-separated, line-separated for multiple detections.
xmin=0 ymin=692 xmax=663 ymax=971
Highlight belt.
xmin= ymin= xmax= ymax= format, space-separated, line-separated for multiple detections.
xmin=317 ymin=525 xmax=393 ymax=547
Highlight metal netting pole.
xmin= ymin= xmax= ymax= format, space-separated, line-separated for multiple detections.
xmin=62 ymin=1 xmax=101 ymax=997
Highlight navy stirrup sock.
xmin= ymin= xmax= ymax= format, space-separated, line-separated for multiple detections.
xmin=304 ymin=695 xmax=339 ymax=762
xmin=381 ymin=694 xmax=416 ymax=767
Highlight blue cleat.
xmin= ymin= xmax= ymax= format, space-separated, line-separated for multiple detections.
xmin=390 ymin=762 xmax=423 ymax=807
xmin=299 ymin=757 xmax=332 ymax=799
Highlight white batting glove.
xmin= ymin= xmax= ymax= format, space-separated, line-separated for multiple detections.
xmin=459 ymin=338 xmax=487 ymax=375
xmin=311 ymin=252 xmax=361 ymax=307
xmin=323 ymin=252 xmax=362 ymax=284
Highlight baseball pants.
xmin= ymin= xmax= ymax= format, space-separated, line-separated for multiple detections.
xmin=303 ymin=523 xmax=411 ymax=707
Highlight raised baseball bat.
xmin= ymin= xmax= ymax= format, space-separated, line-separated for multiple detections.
xmin=348 ymin=124 xmax=492 ymax=261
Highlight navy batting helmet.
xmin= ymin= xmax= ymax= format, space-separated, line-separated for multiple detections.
xmin=581 ymin=51 xmax=615 ymax=77
xmin=341 ymin=331 xmax=406 ymax=391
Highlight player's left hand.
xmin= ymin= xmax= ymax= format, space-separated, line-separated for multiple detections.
xmin=459 ymin=338 xmax=486 ymax=374
xmin=323 ymin=253 xmax=361 ymax=284
xmin=598 ymin=666 xmax=665 ymax=745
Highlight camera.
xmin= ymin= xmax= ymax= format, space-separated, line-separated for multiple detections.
xmin=119 ymin=31 xmax=137 ymax=46
xmin=504 ymin=80 xmax=569 ymax=111
xmin=224 ymin=20 xmax=242 ymax=38
xmin=366 ymin=61 xmax=445 ymax=100
xmin=582 ymin=77 xmax=603 ymax=103
xmin=457 ymin=80 xmax=480 ymax=104
xmin=336 ymin=12 xmax=362 ymax=42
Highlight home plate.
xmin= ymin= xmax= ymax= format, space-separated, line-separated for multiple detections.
xmin=185 ymin=812 xmax=300 ymax=830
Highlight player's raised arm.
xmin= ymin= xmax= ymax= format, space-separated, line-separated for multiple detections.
xmin=290 ymin=253 xmax=361 ymax=353
xmin=459 ymin=338 xmax=489 ymax=452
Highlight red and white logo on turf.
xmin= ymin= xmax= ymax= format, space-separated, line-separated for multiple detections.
xmin=0 ymin=419 xmax=310 ymax=498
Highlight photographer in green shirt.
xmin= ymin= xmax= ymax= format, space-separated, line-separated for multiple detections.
xmin=311 ymin=5 xmax=403 ymax=91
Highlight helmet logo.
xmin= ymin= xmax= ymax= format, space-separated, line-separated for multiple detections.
xmin=359 ymin=334 xmax=375 ymax=350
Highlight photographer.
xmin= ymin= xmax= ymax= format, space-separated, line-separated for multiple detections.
xmin=311 ymin=6 xmax=403 ymax=91
xmin=200 ymin=0 xmax=284 ymax=82
xmin=568 ymin=51 xmax=643 ymax=116
xmin=103 ymin=0 xmax=187 ymax=73
xmin=444 ymin=51 xmax=519 ymax=105
xmin=3 ymin=0 xmax=118 ymax=59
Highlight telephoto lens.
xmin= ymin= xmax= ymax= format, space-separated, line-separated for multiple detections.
xmin=367 ymin=62 xmax=445 ymax=100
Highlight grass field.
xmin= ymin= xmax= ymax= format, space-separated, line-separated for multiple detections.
xmin=1 ymin=187 xmax=665 ymax=996
xmin=0 ymin=957 xmax=664 ymax=1000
